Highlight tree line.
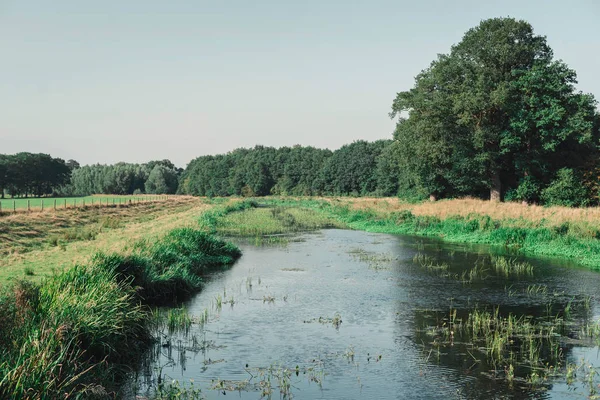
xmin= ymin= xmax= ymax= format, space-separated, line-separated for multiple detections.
xmin=0 ymin=153 xmax=74 ymax=198
xmin=0 ymin=156 xmax=181 ymax=198
xmin=4 ymin=19 xmax=600 ymax=207
xmin=180 ymin=18 xmax=600 ymax=207
xmin=68 ymin=160 xmax=180 ymax=196
xmin=178 ymin=141 xmax=395 ymax=197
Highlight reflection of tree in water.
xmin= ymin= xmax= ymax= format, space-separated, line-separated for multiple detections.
xmin=402 ymin=245 xmax=598 ymax=399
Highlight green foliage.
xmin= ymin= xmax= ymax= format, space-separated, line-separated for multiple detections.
xmin=0 ymin=153 xmax=71 ymax=198
xmin=179 ymin=142 xmax=393 ymax=197
xmin=261 ymin=198 xmax=600 ymax=269
xmin=390 ymin=17 xmax=599 ymax=203
xmin=317 ymin=140 xmax=390 ymax=196
xmin=0 ymin=214 xmax=241 ymax=397
xmin=69 ymin=160 xmax=180 ymax=196
xmin=0 ymin=265 xmax=148 ymax=398
xmin=145 ymin=165 xmax=179 ymax=194
xmin=505 ymin=176 xmax=541 ymax=203
xmin=213 ymin=206 xmax=345 ymax=237
xmin=541 ymin=168 xmax=590 ymax=207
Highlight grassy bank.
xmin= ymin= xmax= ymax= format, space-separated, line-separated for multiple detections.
xmin=257 ymin=197 xmax=600 ymax=269
xmin=0 ymin=201 xmax=245 ymax=398
xmin=0 ymin=196 xmax=210 ymax=283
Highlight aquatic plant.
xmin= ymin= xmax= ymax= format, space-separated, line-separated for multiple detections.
xmin=491 ymin=256 xmax=534 ymax=278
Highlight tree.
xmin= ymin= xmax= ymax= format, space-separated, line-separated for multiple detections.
xmin=391 ymin=17 xmax=598 ymax=202
xmin=318 ymin=140 xmax=389 ymax=196
xmin=145 ymin=165 xmax=178 ymax=194
xmin=65 ymin=159 xmax=80 ymax=170
xmin=0 ymin=155 xmax=9 ymax=198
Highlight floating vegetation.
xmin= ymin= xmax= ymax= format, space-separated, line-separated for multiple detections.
xmin=281 ymin=267 xmax=305 ymax=272
xmin=204 ymin=358 xmax=225 ymax=366
xmin=214 ymin=206 xmax=344 ymax=239
xmin=525 ymin=284 xmax=548 ymax=296
xmin=350 ymin=248 xmax=395 ymax=271
xmin=263 ymin=295 xmax=275 ymax=304
xmin=166 ymin=307 xmax=193 ymax=335
xmin=155 ymin=378 xmax=203 ymax=400
xmin=214 ymin=294 xmax=223 ymax=310
xmin=211 ymin=361 xmax=325 ymax=398
xmin=413 ymin=252 xmax=449 ymax=273
xmin=460 ymin=264 xmax=489 ymax=283
xmin=304 ymin=313 xmax=343 ymax=329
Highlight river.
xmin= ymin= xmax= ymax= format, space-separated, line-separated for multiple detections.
xmin=132 ymin=229 xmax=600 ymax=399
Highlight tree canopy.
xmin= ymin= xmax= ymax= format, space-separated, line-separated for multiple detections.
xmin=0 ymin=153 xmax=71 ymax=198
xmin=391 ymin=17 xmax=599 ymax=202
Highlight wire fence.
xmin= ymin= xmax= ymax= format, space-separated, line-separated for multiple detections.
xmin=0 ymin=195 xmax=172 ymax=215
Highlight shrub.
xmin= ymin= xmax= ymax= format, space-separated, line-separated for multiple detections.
xmin=541 ymin=168 xmax=590 ymax=207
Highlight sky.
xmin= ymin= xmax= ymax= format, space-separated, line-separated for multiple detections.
xmin=1 ymin=1 xmax=599 ymax=168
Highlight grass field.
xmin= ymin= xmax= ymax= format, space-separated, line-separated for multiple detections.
xmin=0 ymin=196 xmax=213 ymax=282
xmin=0 ymin=199 xmax=242 ymax=398
xmin=0 ymin=194 xmax=171 ymax=212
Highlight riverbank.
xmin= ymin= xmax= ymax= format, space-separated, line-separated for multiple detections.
xmin=0 ymin=201 xmax=245 ymax=398
xmin=257 ymin=197 xmax=600 ymax=269
xmin=0 ymin=196 xmax=209 ymax=282
xmin=3 ymin=196 xmax=600 ymax=397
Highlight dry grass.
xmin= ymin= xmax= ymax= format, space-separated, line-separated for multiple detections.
xmin=0 ymin=196 xmax=212 ymax=283
xmin=321 ymin=197 xmax=600 ymax=228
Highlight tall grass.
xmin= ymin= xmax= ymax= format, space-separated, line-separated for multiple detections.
xmin=206 ymin=200 xmax=344 ymax=238
xmin=0 ymin=222 xmax=241 ymax=397
xmin=259 ymin=198 xmax=600 ymax=269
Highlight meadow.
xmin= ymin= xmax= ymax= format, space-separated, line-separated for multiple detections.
xmin=0 ymin=194 xmax=171 ymax=213
xmin=0 ymin=196 xmax=207 ymax=282
xmin=0 ymin=198 xmax=249 ymax=398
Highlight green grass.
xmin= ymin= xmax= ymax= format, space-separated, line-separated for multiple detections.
xmin=0 ymin=211 xmax=241 ymax=397
xmin=255 ymin=198 xmax=600 ymax=270
xmin=0 ymin=197 xmax=206 ymax=283
xmin=207 ymin=202 xmax=345 ymax=238
xmin=0 ymin=195 xmax=169 ymax=212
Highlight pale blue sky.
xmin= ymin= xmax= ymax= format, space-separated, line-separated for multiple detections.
xmin=1 ymin=1 xmax=599 ymax=167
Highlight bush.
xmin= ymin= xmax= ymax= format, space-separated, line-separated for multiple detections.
xmin=541 ymin=168 xmax=590 ymax=207
xmin=505 ymin=176 xmax=541 ymax=203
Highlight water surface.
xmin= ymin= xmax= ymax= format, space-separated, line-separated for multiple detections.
xmin=134 ymin=229 xmax=600 ymax=399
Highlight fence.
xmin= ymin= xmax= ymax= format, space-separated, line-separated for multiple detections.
xmin=0 ymin=195 xmax=172 ymax=215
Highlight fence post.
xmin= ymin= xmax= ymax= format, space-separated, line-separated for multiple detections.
xmin=0 ymin=201 xmax=2 ymax=213
xmin=41 ymin=199 xmax=44 ymax=211
xmin=13 ymin=200 xmax=16 ymax=212
xmin=54 ymin=199 xmax=57 ymax=211
xmin=64 ymin=199 xmax=67 ymax=209
xmin=83 ymin=199 xmax=85 ymax=208
xmin=27 ymin=200 xmax=30 ymax=212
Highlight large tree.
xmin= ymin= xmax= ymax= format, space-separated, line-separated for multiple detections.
xmin=391 ymin=17 xmax=598 ymax=201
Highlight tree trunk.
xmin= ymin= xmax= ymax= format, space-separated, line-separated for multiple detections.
xmin=429 ymin=194 xmax=437 ymax=202
xmin=490 ymin=171 xmax=502 ymax=202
